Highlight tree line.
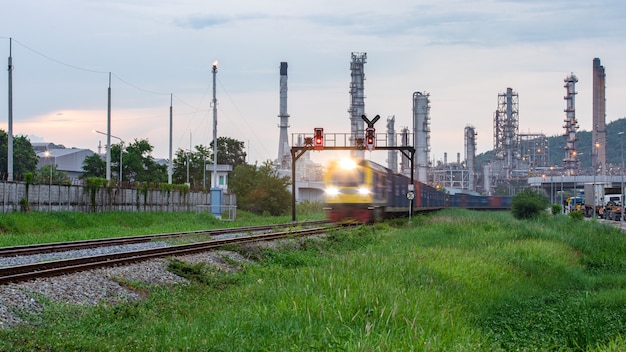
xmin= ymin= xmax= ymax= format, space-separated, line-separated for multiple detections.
xmin=0 ymin=130 xmax=292 ymax=216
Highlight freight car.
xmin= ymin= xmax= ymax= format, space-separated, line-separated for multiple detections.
xmin=323 ymin=158 xmax=511 ymax=223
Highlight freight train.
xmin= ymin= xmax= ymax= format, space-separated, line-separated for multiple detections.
xmin=323 ymin=158 xmax=512 ymax=223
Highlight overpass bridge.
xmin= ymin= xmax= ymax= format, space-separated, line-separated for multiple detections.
xmin=528 ymin=175 xmax=626 ymax=203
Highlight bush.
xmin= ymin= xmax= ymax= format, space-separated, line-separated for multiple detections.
xmin=551 ymin=203 xmax=562 ymax=215
xmin=511 ymin=188 xmax=549 ymax=220
xmin=19 ymin=198 xmax=30 ymax=213
xmin=296 ymin=200 xmax=323 ymax=215
xmin=569 ymin=210 xmax=584 ymax=221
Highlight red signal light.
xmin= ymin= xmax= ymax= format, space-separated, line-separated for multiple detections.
xmin=365 ymin=127 xmax=375 ymax=151
xmin=314 ymin=128 xmax=324 ymax=150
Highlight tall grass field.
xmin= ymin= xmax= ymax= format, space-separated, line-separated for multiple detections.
xmin=2 ymin=209 xmax=626 ymax=351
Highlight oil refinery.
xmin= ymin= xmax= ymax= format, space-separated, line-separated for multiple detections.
xmin=275 ymin=54 xmax=621 ymax=204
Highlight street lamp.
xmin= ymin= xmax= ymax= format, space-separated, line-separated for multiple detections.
xmin=561 ymin=174 xmax=564 ymax=213
xmin=550 ymin=166 xmax=554 ymax=204
xmin=93 ymin=130 xmax=124 ymax=182
xmin=591 ymin=142 xmax=600 ymax=219
xmin=44 ymin=150 xmax=52 ymax=211
xmin=186 ymin=150 xmax=190 ymax=185
xmin=619 ymin=131 xmax=625 ymax=224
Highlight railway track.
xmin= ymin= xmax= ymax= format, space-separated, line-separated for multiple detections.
xmin=0 ymin=220 xmax=328 ymax=258
xmin=0 ymin=222 xmax=333 ymax=285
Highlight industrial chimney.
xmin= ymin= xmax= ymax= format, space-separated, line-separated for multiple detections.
xmin=592 ymin=58 xmax=607 ymax=175
xmin=277 ymin=62 xmax=290 ymax=168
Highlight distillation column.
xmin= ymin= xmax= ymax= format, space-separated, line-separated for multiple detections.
xmin=592 ymin=58 xmax=607 ymax=175
xmin=277 ymin=62 xmax=290 ymax=168
xmin=386 ymin=116 xmax=397 ymax=172
xmin=348 ymin=52 xmax=367 ymax=159
xmin=493 ymin=87 xmax=519 ymax=179
xmin=413 ymin=92 xmax=431 ymax=183
xmin=563 ymin=73 xmax=579 ymax=175
xmin=400 ymin=127 xmax=411 ymax=175
xmin=465 ymin=125 xmax=477 ymax=192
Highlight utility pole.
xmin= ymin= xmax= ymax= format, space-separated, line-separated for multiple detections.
xmin=7 ymin=38 xmax=13 ymax=181
xmin=169 ymin=94 xmax=173 ymax=184
xmin=106 ymin=73 xmax=112 ymax=181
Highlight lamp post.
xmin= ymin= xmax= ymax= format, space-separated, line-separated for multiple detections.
xmin=594 ymin=142 xmax=600 ymax=219
xmin=561 ymin=174 xmax=564 ymax=214
xmin=94 ymin=130 xmax=124 ymax=182
xmin=203 ymin=154 xmax=207 ymax=190
xmin=186 ymin=151 xmax=190 ymax=185
xmin=550 ymin=166 xmax=554 ymax=205
xmin=542 ymin=173 xmax=546 ymax=200
xmin=44 ymin=150 xmax=52 ymax=211
xmin=619 ymin=131 xmax=625 ymax=224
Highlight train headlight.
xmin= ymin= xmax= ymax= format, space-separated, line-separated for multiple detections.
xmin=339 ymin=158 xmax=357 ymax=170
xmin=358 ymin=187 xmax=370 ymax=195
xmin=326 ymin=187 xmax=339 ymax=196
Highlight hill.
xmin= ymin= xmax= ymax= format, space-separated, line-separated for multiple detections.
xmin=477 ymin=117 xmax=626 ymax=170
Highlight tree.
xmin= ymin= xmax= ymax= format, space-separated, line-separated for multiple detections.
xmin=172 ymin=137 xmax=247 ymax=190
xmin=81 ymin=154 xmax=106 ymax=179
xmin=81 ymin=139 xmax=167 ymax=183
xmin=122 ymin=139 xmax=167 ymax=183
xmin=172 ymin=146 xmax=210 ymax=189
xmin=211 ymin=137 xmax=247 ymax=168
xmin=229 ymin=160 xmax=291 ymax=216
xmin=511 ymin=188 xmax=549 ymax=220
xmin=36 ymin=164 xmax=70 ymax=185
xmin=0 ymin=129 xmax=38 ymax=179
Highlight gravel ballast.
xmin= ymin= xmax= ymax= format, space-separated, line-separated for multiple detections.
xmin=0 ymin=247 xmax=248 ymax=330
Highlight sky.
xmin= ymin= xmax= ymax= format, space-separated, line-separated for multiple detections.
xmin=1 ymin=0 xmax=625 ymax=167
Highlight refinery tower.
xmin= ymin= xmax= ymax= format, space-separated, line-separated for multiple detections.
xmin=276 ymin=62 xmax=290 ymax=169
xmin=348 ymin=52 xmax=367 ymax=159
xmin=592 ymin=58 xmax=607 ymax=175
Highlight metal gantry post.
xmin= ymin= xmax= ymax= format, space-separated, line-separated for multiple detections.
xmin=290 ymin=147 xmax=309 ymax=222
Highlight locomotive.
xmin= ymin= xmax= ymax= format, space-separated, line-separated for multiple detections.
xmin=323 ymin=158 xmax=512 ymax=223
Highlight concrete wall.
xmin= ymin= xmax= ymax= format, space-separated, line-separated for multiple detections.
xmin=0 ymin=181 xmax=235 ymax=213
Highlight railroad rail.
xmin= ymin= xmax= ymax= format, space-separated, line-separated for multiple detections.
xmin=0 ymin=220 xmax=328 ymax=258
xmin=0 ymin=225 xmax=336 ymax=285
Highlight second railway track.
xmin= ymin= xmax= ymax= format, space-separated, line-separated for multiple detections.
xmin=0 ymin=220 xmax=329 ymax=258
xmin=0 ymin=223 xmax=338 ymax=285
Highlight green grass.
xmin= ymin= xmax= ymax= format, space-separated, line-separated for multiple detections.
xmin=0 ymin=210 xmax=325 ymax=247
xmin=3 ymin=209 xmax=626 ymax=350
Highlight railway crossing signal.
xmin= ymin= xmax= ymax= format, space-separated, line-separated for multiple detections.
xmin=362 ymin=114 xmax=379 ymax=151
xmin=365 ymin=127 xmax=375 ymax=151
xmin=314 ymin=128 xmax=324 ymax=150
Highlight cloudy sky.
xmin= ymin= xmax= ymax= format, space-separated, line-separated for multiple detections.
xmin=1 ymin=0 xmax=625 ymax=166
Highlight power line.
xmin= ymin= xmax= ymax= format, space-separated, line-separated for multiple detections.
xmin=3 ymin=37 xmax=270 ymax=161
xmin=217 ymin=79 xmax=271 ymax=159
xmin=112 ymin=73 xmax=170 ymax=96
xmin=9 ymin=38 xmax=173 ymax=98
xmin=11 ymin=38 xmax=108 ymax=74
